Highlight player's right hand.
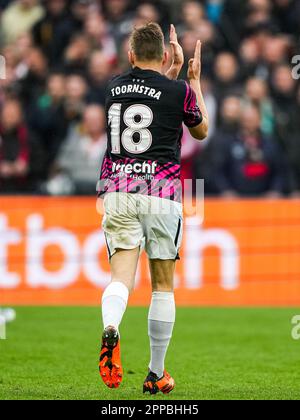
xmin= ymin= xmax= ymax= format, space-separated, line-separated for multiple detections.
xmin=187 ymin=40 xmax=201 ymax=81
xmin=169 ymin=24 xmax=184 ymax=68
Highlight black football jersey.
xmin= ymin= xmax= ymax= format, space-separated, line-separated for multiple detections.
xmin=98 ymin=66 xmax=202 ymax=202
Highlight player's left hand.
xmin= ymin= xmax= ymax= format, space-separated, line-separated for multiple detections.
xmin=187 ymin=40 xmax=201 ymax=81
xmin=169 ymin=24 xmax=184 ymax=68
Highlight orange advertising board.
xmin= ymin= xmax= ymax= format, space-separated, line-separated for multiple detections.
xmin=0 ymin=197 xmax=300 ymax=306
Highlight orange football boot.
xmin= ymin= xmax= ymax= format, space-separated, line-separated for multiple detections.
xmin=143 ymin=370 xmax=175 ymax=395
xmin=99 ymin=326 xmax=123 ymax=389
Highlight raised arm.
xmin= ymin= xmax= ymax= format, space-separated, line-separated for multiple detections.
xmin=187 ymin=41 xmax=209 ymax=140
xmin=165 ymin=24 xmax=184 ymax=80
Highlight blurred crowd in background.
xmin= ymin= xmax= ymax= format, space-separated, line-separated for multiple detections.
xmin=0 ymin=0 xmax=300 ymax=197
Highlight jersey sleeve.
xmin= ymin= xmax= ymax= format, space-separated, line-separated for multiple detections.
xmin=183 ymin=82 xmax=203 ymax=128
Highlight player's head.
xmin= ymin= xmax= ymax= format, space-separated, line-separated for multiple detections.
xmin=128 ymin=22 xmax=168 ymax=67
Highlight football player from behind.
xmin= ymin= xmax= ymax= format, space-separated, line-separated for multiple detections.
xmin=98 ymin=23 xmax=209 ymax=394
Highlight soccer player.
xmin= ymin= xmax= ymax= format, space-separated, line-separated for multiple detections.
xmin=98 ymin=23 xmax=209 ymax=394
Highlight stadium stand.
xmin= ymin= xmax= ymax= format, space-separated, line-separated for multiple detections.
xmin=0 ymin=0 xmax=300 ymax=197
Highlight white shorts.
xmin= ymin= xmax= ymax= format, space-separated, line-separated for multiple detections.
xmin=102 ymin=192 xmax=183 ymax=260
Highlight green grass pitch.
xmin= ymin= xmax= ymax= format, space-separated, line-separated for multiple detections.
xmin=0 ymin=307 xmax=300 ymax=400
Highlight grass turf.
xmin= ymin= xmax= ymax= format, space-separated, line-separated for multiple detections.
xmin=0 ymin=307 xmax=300 ymax=400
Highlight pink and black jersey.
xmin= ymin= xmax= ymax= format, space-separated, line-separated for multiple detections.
xmin=98 ymin=67 xmax=202 ymax=202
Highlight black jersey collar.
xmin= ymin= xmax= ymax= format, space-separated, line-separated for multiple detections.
xmin=131 ymin=66 xmax=162 ymax=77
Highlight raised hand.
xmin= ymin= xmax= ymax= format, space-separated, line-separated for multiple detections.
xmin=187 ymin=40 xmax=201 ymax=81
xmin=169 ymin=24 xmax=184 ymax=68
xmin=186 ymin=39 xmax=209 ymax=140
xmin=165 ymin=24 xmax=184 ymax=80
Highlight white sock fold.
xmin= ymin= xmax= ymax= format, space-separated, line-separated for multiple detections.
xmin=148 ymin=292 xmax=175 ymax=378
xmin=102 ymin=281 xmax=129 ymax=331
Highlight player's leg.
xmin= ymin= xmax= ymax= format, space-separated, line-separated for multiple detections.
xmin=149 ymin=258 xmax=176 ymax=378
xmin=101 ymin=192 xmax=142 ymax=331
xmin=99 ymin=193 xmax=143 ymax=389
xmin=102 ymin=247 xmax=139 ymax=332
xmin=100 ymin=248 xmax=140 ymax=389
xmin=140 ymin=196 xmax=183 ymax=394
xmin=143 ymin=259 xmax=176 ymax=394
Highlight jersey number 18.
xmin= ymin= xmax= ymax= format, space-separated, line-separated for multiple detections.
xmin=108 ymin=104 xmax=153 ymax=155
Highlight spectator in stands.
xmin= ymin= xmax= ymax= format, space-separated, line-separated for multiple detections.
xmin=132 ymin=1 xmax=169 ymax=35
xmin=32 ymin=0 xmax=74 ymax=65
xmin=86 ymin=51 xmax=112 ymax=105
xmin=133 ymin=1 xmax=168 ymax=35
xmin=193 ymin=95 xmax=243 ymax=195
xmin=272 ymin=64 xmax=298 ymax=176
xmin=247 ymin=0 xmax=273 ymax=21
xmin=18 ymin=47 xmax=48 ymax=107
xmin=0 ymin=99 xmax=30 ymax=192
xmin=272 ymin=64 xmax=297 ymax=116
xmin=0 ymin=0 xmax=298 ymax=196
xmin=71 ymin=0 xmax=92 ymax=33
xmin=28 ymin=72 xmax=67 ymax=166
xmin=84 ymin=11 xmax=117 ymax=62
xmin=64 ymin=74 xmax=88 ymax=126
xmin=245 ymin=77 xmax=275 ymax=136
xmin=215 ymin=104 xmax=286 ymax=197
xmin=0 ymin=0 xmax=44 ymax=45
xmin=219 ymin=0 xmax=248 ymax=51
xmin=214 ymin=52 xmax=241 ymax=100
xmin=179 ymin=1 xmax=205 ymax=32
xmin=179 ymin=1 xmax=219 ymax=75
xmin=181 ymin=77 xmax=217 ymax=196
xmin=262 ymin=35 xmax=293 ymax=69
xmin=63 ymin=33 xmax=91 ymax=74
xmin=239 ymin=37 xmax=261 ymax=79
xmin=46 ymin=104 xmax=107 ymax=195
xmin=13 ymin=32 xmax=34 ymax=74
xmin=135 ymin=2 xmax=160 ymax=27
xmin=217 ymin=95 xmax=242 ymax=136
xmin=101 ymin=0 xmax=132 ymax=26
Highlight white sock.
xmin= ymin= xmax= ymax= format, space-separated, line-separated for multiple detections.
xmin=102 ymin=282 xmax=129 ymax=331
xmin=148 ymin=292 xmax=175 ymax=378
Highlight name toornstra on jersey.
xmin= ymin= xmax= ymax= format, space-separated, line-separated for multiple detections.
xmin=111 ymin=84 xmax=162 ymax=101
